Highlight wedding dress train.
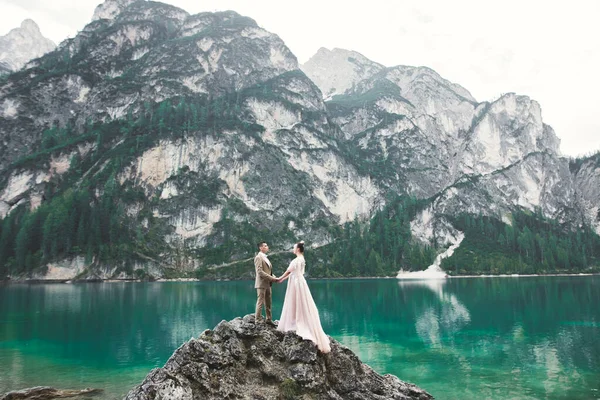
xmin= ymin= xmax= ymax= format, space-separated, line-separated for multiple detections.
xmin=277 ymin=256 xmax=330 ymax=353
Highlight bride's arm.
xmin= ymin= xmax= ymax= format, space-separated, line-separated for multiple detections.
xmin=276 ymin=262 xmax=295 ymax=282
xmin=277 ymin=270 xmax=291 ymax=282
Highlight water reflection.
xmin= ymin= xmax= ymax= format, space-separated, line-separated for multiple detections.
xmin=396 ymin=277 xmax=600 ymax=399
xmin=0 ymin=277 xmax=599 ymax=400
xmin=0 ymin=282 xmax=263 ymax=397
xmin=398 ymin=280 xmax=470 ymax=348
xmin=334 ymin=333 xmax=393 ymax=372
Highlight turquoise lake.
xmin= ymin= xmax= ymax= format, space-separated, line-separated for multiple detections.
xmin=1 ymin=277 xmax=599 ymax=399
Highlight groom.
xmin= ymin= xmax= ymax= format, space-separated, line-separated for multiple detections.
xmin=254 ymin=241 xmax=278 ymax=325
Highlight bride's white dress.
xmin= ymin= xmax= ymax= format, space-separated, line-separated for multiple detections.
xmin=277 ymin=256 xmax=331 ymax=353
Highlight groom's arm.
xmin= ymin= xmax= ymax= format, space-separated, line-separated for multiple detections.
xmin=255 ymin=256 xmax=277 ymax=282
xmin=277 ymin=269 xmax=291 ymax=282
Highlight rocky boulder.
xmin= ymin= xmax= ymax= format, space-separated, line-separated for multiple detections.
xmin=0 ymin=387 xmax=101 ymax=400
xmin=125 ymin=315 xmax=432 ymax=400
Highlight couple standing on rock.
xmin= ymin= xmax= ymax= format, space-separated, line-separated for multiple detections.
xmin=254 ymin=241 xmax=331 ymax=353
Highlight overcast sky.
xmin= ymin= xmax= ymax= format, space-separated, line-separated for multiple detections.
xmin=1 ymin=0 xmax=598 ymax=157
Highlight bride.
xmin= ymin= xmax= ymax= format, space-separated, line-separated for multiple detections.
xmin=276 ymin=241 xmax=330 ymax=353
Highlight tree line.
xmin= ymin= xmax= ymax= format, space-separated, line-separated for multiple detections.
xmin=0 ymin=181 xmax=169 ymax=278
xmin=3 ymin=78 xmax=600 ymax=278
xmin=0 ymin=83 xmax=291 ymax=278
xmin=442 ymin=211 xmax=600 ymax=275
xmin=307 ymin=196 xmax=436 ymax=277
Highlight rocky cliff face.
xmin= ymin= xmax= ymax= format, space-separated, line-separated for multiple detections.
xmin=301 ymin=48 xmax=384 ymax=100
xmin=0 ymin=3 xmax=296 ymax=171
xmin=311 ymin=51 xmax=594 ymax=241
xmin=0 ymin=61 xmax=11 ymax=76
xmin=0 ymin=0 xmax=379 ymax=279
xmin=571 ymin=154 xmax=600 ymax=234
xmin=0 ymin=19 xmax=56 ymax=72
xmin=0 ymin=0 xmax=597 ymax=280
xmin=125 ymin=315 xmax=433 ymax=400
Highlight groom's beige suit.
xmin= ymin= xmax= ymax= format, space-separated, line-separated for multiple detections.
xmin=254 ymin=252 xmax=278 ymax=321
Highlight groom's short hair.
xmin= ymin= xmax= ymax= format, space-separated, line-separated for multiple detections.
xmin=257 ymin=241 xmax=267 ymax=250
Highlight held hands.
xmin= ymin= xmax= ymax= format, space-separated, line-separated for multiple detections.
xmin=275 ymin=272 xmax=290 ymax=283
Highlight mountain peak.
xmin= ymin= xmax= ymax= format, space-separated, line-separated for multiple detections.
xmin=92 ymin=0 xmax=141 ymax=21
xmin=383 ymin=64 xmax=477 ymax=103
xmin=20 ymin=19 xmax=41 ymax=33
xmin=301 ymin=47 xmax=384 ymax=99
xmin=0 ymin=19 xmax=55 ymax=72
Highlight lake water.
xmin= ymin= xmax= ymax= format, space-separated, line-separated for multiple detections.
xmin=1 ymin=277 xmax=599 ymax=399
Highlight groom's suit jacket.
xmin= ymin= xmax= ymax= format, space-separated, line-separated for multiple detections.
xmin=254 ymin=253 xmax=277 ymax=289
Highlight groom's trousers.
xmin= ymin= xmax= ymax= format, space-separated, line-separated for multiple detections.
xmin=255 ymin=287 xmax=272 ymax=321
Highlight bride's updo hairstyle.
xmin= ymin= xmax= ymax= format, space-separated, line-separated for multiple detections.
xmin=296 ymin=241 xmax=305 ymax=253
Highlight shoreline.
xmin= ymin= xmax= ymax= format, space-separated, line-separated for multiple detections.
xmin=447 ymin=272 xmax=600 ymax=278
xmin=1 ymin=272 xmax=599 ymax=284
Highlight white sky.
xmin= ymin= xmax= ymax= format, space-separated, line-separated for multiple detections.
xmin=1 ymin=0 xmax=598 ymax=157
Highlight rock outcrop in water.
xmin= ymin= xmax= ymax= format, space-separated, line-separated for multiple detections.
xmin=125 ymin=315 xmax=432 ymax=400
xmin=0 ymin=386 xmax=101 ymax=400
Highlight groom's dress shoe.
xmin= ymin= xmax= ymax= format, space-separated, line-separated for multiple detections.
xmin=265 ymin=320 xmax=276 ymax=327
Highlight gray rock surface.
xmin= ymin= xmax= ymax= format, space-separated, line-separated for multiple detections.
xmin=314 ymin=49 xmax=598 ymax=239
xmin=301 ymin=48 xmax=385 ymax=99
xmin=0 ymin=61 xmax=11 ymax=75
xmin=572 ymin=154 xmax=600 ymax=233
xmin=0 ymin=0 xmax=379 ymax=280
xmin=0 ymin=19 xmax=56 ymax=72
xmin=125 ymin=315 xmax=433 ymax=400
xmin=0 ymin=386 xmax=101 ymax=400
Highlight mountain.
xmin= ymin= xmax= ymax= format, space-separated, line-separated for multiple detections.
xmin=0 ymin=19 xmax=56 ymax=73
xmin=0 ymin=61 xmax=11 ymax=76
xmin=0 ymin=0 xmax=379 ymax=280
xmin=308 ymin=51 xmax=599 ymax=235
xmin=571 ymin=152 xmax=600 ymax=234
xmin=301 ymin=47 xmax=384 ymax=99
xmin=0 ymin=0 xmax=598 ymax=280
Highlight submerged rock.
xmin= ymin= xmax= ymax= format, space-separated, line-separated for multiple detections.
xmin=0 ymin=386 xmax=102 ymax=400
xmin=126 ymin=314 xmax=432 ymax=400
